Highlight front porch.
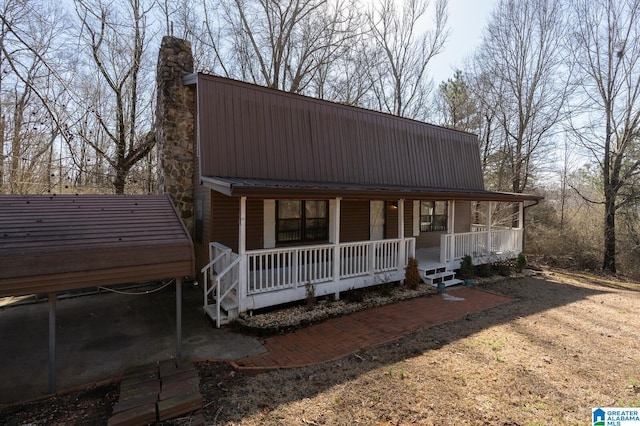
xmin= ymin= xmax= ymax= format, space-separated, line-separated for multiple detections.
xmin=202 ymin=223 xmax=524 ymax=327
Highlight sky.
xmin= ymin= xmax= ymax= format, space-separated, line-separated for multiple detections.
xmin=428 ymin=0 xmax=498 ymax=85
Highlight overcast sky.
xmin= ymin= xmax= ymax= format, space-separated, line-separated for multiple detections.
xmin=428 ymin=0 xmax=498 ymax=85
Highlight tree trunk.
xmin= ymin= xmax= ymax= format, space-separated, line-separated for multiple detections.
xmin=603 ymin=188 xmax=616 ymax=273
xmin=114 ymin=167 xmax=126 ymax=195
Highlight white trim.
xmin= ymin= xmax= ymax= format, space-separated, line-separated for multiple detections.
xmin=398 ymin=199 xmax=405 ymax=272
xmin=263 ymin=200 xmax=276 ymax=248
xmin=413 ymin=200 xmax=420 ymax=236
xmin=238 ymin=197 xmax=247 ymax=311
xmin=448 ymin=200 xmax=455 ymax=234
xmin=518 ymin=202 xmax=524 ymax=229
xmin=332 ymin=198 xmax=341 ymax=285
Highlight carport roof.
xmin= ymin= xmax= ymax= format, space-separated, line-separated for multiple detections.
xmin=0 ymin=194 xmax=195 ymax=297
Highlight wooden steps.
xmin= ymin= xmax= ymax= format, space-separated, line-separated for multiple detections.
xmin=420 ymin=265 xmax=463 ymax=288
xmin=204 ymin=287 xmax=238 ymax=326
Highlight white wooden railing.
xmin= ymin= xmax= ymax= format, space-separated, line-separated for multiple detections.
xmin=246 ymin=238 xmax=414 ymax=295
xmin=201 ymin=242 xmax=240 ymax=327
xmin=440 ymin=228 xmax=523 ymax=263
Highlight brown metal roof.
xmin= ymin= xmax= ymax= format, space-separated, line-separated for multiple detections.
xmin=0 ymin=194 xmax=195 ymax=297
xmin=190 ymin=74 xmax=486 ymax=191
xmin=202 ymin=176 xmax=544 ymax=202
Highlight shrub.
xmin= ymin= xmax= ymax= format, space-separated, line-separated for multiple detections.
xmin=476 ymin=263 xmax=493 ymax=277
xmin=515 ymin=253 xmax=527 ymax=272
xmin=305 ymin=282 xmax=316 ymax=310
xmin=458 ymin=255 xmax=475 ymax=279
xmin=405 ymin=257 xmax=421 ymax=290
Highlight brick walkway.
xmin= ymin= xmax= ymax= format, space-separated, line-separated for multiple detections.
xmin=232 ymin=288 xmax=512 ymax=370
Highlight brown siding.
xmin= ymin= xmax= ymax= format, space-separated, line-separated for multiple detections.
xmin=386 ymin=202 xmax=398 ymax=239
xmin=211 ymin=191 xmax=239 ymax=252
xmin=196 ymin=75 xmax=484 ymax=190
xmin=340 ymin=200 xmax=370 ymax=242
xmin=207 ymin=194 xmax=263 ymax=254
xmin=194 ymin=164 xmax=212 ymax=274
xmin=415 ymin=200 xmax=472 ymax=248
xmin=246 ymin=199 xmax=263 ymax=250
xmin=404 ymin=200 xmax=413 ymax=237
xmin=454 ymin=201 xmax=472 ymax=233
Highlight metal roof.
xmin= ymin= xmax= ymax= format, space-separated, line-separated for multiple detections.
xmin=191 ymin=74 xmax=486 ymax=191
xmin=0 ymin=194 xmax=195 ymax=297
xmin=202 ymin=176 xmax=544 ymax=202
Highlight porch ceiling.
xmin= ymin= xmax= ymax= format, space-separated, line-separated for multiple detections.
xmin=0 ymin=194 xmax=195 ymax=297
xmin=201 ymin=176 xmax=543 ymax=202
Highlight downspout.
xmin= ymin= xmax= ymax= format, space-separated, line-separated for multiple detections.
xmin=522 ymin=200 xmax=540 ymax=254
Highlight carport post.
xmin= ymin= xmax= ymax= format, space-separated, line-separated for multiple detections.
xmin=176 ymin=277 xmax=182 ymax=358
xmin=48 ymin=292 xmax=56 ymax=393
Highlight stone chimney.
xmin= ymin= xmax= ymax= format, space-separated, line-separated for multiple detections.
xmin=156 ymin=36 xmax=197 ymax=235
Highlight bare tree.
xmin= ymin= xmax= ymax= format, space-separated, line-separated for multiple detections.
xmin=0 ymin=0 xmax=69 ymax=194
xmin=195 ymin=0 xmax=360 ymax=95
xmin=71 ymin=0 xmax=156 ymax=194
xmin=567 ymin=0 xmax=640 ymax=273
xmin=366 ymin=0 xmax=448 ymax=120
xmin=472 ymin=0 xmax=569 ymax=194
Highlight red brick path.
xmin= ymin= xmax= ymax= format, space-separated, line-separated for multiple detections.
xmin=232 ymin=288 xmax=512 ymax=370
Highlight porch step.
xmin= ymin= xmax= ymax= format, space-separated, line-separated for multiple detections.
xmin=203 ymin=305 xmax=233 ymax=326
xmin=423 ymin=271 xmax=456 ymax=285
xmin=204 ymin=288 xmax=239 ymax=326
xmin=418 ymin=261 xmax=464 ymax=288
xmin=438 ymin=278 xmax=463 ymax=288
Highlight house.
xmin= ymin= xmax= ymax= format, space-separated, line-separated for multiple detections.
xmin=156 ymin=37 xmax=542 ymax=327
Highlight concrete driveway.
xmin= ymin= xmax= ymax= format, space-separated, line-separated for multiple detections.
xmin=0 ymin=283 xmax=264 ymax=405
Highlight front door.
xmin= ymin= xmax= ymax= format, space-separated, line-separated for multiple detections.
xmin=370 ymin=201 xmax=385 ymax=240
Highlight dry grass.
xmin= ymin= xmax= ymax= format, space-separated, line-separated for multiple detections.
xmin=201 ymin=271 xmax=640 ymax=425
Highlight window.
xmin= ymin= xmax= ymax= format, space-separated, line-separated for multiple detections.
xmin=420 ymin=201 xmax=448 ymax=232
xmin=277 ymin=200 xmax=328 ymax=243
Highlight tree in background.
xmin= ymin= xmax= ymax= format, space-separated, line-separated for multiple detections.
xmin=437 ymin=70 xmax=481 ymax=133
xmin=471 ymin=0 xmax=568 ymax=194
xmin=0 ymin=0 xmax=70 ymax=194
xmin=567 ymin=0 xmax=640 ymax=273
xmin=366 ymin=0 xmax=448 ymax=120
xmin=71 ymin=0 xmax=156 ymax=194
xmin=194 ymin=0 xmax=362 ymax=95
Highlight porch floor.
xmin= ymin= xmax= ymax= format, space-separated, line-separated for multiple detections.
xmin=414 ymin=247 xmax=442 ymax=269
xmin=231 ymin=287 xmax=512 ymax=370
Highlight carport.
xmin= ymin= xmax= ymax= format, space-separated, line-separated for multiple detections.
xmin=0 ymin=194 xmax=195 ymax=393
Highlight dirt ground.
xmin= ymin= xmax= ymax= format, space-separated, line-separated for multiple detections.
xmin=2 ymin=269 xmax=640 ymax=425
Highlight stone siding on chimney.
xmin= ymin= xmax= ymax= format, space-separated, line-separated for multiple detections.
xmin=156 ymin=36 xmax=197 ymax=235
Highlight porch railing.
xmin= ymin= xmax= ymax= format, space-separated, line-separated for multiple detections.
xmin=246 ymin=238 xmax=414 ymax=295
xmin=440 ymin=228 xmax=523 ymax=263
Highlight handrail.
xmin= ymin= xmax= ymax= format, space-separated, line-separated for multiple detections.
xmin=200 ymin=250 xmax=229 ymax=274
xmin=202 ymin=242 xmax=241 ymax=328
xmin=215 ymin=256 xmax=241 ymax=279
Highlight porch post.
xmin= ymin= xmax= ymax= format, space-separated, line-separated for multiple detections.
xmin=398 ymin=199 xmax=405 ymax=271
xmin=48 ymin=292 xmax=56 ymax=394
xmin=238 ymin=196 xmax=247 ymax=312
xmin=176 ymin=277 xmax=182 ymax=358
xmin=332 ymin=198 xmax=341 ymax=290
xmin=486 ymin=202 xmax=493 ymax=255
xmin=448 ymin=200 xmax=455 ymax=262
xmin=518 ymin=202 xmax=524 ymax=228
xmin=518 ymin=201 xmax=524 ymax=252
